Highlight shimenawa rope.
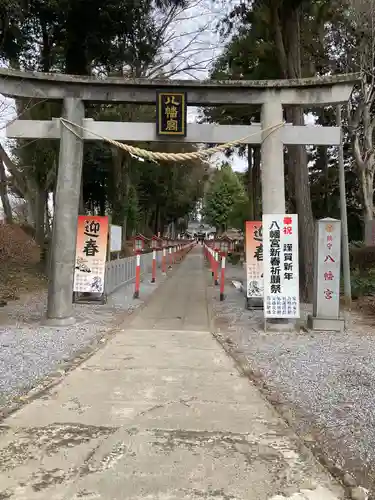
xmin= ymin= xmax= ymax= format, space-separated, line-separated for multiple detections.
xmin=60 ymin=117 xmax=285 ymax=163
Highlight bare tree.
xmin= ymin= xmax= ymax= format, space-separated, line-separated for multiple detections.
xmin=119 ymin=0 xmax=220 ymax=79
xmin=0 ymin=159 xmax=12 ymax=222
xmin=343 ymin=0 xmax=375 ymax=232
xmin=94 ymin=0 xmax=220 ymax=240
xmin=11 ymin=199 xmax=32 ymax=225
xmin=1 ymin=0 xmax=219 ymax=243
xmin=0 ymin=95 xmax=20 ymax=224
xmin=151 ymin=0 xmax=221 ymax=78
xmin=0 ymin=94 xmax=55 ymax=240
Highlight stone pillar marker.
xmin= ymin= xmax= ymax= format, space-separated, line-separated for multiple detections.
xmin=44 ymin=98 xmax=85 ymax=326
xmin=308 ymin=217 xmax=344 ymax=331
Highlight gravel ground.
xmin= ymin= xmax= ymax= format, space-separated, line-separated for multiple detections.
xmin=209 ymin=263 xmax=375 ymax=493
xmin=0 ymin=270 xmax=166 ymax=407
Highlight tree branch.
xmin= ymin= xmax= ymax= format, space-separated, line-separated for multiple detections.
xmin=352 ymin=134 xmax=366 ymax=171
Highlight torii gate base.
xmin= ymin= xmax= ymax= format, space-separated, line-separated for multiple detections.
xmin=0 ymin=70 xmax=359 ymax=325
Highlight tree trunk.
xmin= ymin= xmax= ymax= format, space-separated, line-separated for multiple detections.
xmin=45 ymin=198 xmax=52 ymax=237
xmin=154 ymin=204 xmax=160 ymax=234
xmin=160 ymin=213 xmax=166 ymax=237
xmin=79 ymin=180 xmax=85 ymax=214
xmin=360 ymin=168 xmax=374 ymax=228
xmin=288 ymin=107 xmax=315 ymax=302
xmin=318 ymin=108 xmax=330 ymax=214
xmin=99 ymin=196 xmax=105 ymax=216
xmin=284 ymin=153 xmax=295 ymax=213
xmin=110 ymin=148 xmax=130 ymax=247
xmin=351 ymin=102 xmax=375 ymax=239
xmin=52 ymin=187 xmax=56 ymax=217
xmin=64 ymin=7 xmax=90 ymax=76
xmin=0 ymin=160 xmax=13 ymax=223
xmin=253 ymin=146 xmax=261 ymax=219
xmin=111 ymin=150 xmax=124 ymax=220
xmin=122 ymin=217 xmax=127 ymax=248
xmin=171 ymin=220 xmax=176 ymax=239
xmin=40 ymin=20 xmax=52 ymax=72
xmin=34 ymin=188 xmax=46 ymax=247
xmin=272 ymin=0 xmax=315 ymax=301
xmin=121 ymin=165 xmax=130 ymax=247
xmin=247 ymin=146 xmax=254 ymax=220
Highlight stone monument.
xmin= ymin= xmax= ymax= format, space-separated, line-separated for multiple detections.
xmin=308 ymin=218 xmax=345 ymax=331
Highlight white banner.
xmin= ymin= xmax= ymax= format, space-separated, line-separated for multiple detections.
xmin=262 ymin=214 xmax=299 ymax=319
xmin=110 ymin=224 xmax=122 ymax=252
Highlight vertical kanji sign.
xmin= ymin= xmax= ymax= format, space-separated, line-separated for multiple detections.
xmin=73 ymin=216 xmax=109 ymax=293
xmin=245 ymin=221 xmax=263 ymax=298
xmin=156 ymin=91 xmax=187 ymax=137
xmin=313 ymin=218 xmax=341 ymax=318
xmin=263 ymin=214 xmax=300 ymax=319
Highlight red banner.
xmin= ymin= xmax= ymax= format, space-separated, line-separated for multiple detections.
xmin=245 ymin=221 xmax=263 ymax=298
xmin=73 ymin=216 xmax=109 ymax=293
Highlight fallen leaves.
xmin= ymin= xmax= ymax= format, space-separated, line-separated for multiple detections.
xmin=0 ymin=224 xmax=47 ymax=302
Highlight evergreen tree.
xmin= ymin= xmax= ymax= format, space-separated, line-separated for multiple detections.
xmin=203 ymin=163 xmax=246 ymax=233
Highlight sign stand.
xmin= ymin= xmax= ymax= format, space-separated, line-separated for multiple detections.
xmin=246 ymin=297 xmax=264 ymax=311
xmin=73 ymin=291 xmax=106 ymax=305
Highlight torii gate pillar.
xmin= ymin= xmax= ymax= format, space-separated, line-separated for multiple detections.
xmin=45 ymin=98 xmax=84 ymax=326
xmin=261 ymin=96 xmax=285 ymax=213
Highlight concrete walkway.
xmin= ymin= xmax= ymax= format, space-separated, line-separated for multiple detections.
xmin=0 ymin=248 xmax=344 ymax=500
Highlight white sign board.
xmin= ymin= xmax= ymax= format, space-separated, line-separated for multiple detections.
xmin=313 ymin=218 xmax=341 ymax=318
xmin=263 ymin=214 xmax=300 ymax=319
xmin=110 ymin=224 xmax=122 ymax=252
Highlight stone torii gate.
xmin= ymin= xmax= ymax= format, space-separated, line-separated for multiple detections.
xmin=0 ymin=70 xmax=359 ymax=325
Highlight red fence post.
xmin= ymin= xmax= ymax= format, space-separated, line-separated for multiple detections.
xmin=151 ymin=249 xmax=156 ymax=283
xmin=209 ymin=244 xmax=214 ymax=276
xmin=214 ymin=247 xmax=219 ymax=285
xmin=162 ymin=247 xmax=167 ymax=274
xmin=133 ymin=252 xmax=141 ymax=299
xmin=220 ymin=252 xmax=226 ymax=301
xmin=168 ymin=246 xmax=172 ymax=269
